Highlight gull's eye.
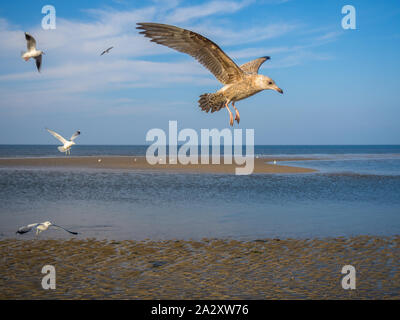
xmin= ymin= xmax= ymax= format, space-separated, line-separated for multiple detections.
xmin=268 ymin=81 xmax=273 ymax=85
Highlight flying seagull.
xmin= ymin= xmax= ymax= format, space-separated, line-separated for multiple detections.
xmin=46 ymin=128 xmax=80 ymax=155
xmin=100 ymin=46 xmax=114 ymax=56
xmin=21 ymin=32 xmax=44 ymax=72
xmin=137 ymin=23 xmax=283 ymax=126
xmin=16 ymin=221 xmax=78 ymax=236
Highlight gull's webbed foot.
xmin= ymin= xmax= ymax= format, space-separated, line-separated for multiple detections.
xmin=232 ymin=102 xmax=240 ymax=124
xmin=225 ymin=102 xmax=234 ymax=126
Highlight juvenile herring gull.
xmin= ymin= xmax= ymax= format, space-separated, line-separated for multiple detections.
xmin=100 ymin=46 xmax=114 ymax=56
xmin=137 ymin=23 xmax=283 ymax=126
xmin=21 ymin=32 xmax=44 ymax=72
xmin=16 ymin=221 xmax=78 ymax=236
xmin=46 ymin=128 xmax=81 ymax=155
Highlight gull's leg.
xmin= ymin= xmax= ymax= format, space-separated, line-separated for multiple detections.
xmin=232 ymin=102 xmax=240 ymax=124
xmin=225 ymin=101 xmax=234 ymax=127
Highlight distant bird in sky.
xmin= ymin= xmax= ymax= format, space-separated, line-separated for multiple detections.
xmin=137 ymin=23 xmax=283 ymax=126
xmin=16 ymin=221 xmax=78 ymax=236
xmin=46 ymin=128 xmax=80 ymax=155
xmin=100 ymin=46 xmax=114 ymax=56
xmin=21 ymin=32 xmax=44 ymax=72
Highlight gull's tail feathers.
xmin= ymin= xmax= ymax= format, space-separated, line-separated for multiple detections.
xmin=57 ymin=146 xmax=66 ymax=153
xmin=198 ymin=93 xmax=226 ymax=113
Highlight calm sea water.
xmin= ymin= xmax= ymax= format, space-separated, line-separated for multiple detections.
xmin=0 ymin=144 xmax=399 ymax=158
xmin=0 ymin=145 xmax=399 ymax=240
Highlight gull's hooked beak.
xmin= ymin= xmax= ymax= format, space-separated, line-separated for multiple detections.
xmin=275 ymin=87 xmax=283 ymax=94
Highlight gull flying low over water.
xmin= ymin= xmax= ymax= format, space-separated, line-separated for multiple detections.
xmin=100 ymin=46 xmax=114 ymax=56
xmin=137 ymin=23 xmax=283 ymax=126
xmin=16 ymin=221 xmax=78 ymax=236
xmin=21 ymin=32 xmax=44 ymax=72
xmin=46 ymin=128 xmax=80 ymax=155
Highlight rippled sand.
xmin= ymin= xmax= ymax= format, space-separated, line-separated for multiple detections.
xmin=1 ymin=236 xmax=399 ymax=299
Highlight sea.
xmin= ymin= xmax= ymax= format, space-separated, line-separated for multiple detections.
xmin=0 ymin=145 xmax=399 ymax=240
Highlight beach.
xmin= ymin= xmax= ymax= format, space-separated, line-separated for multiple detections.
xmin=0 ymin=156 xmax=316 ymax=174
xmin=1 ymin=236 xmax=399 ymax=299
xmin=1 ymin=147 xmax=399 ymax=300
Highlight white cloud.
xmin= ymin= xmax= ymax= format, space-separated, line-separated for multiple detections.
xmin=228 ymin=30 xmax=340 ymax=67
xmin=188 ymin=21 xmax=299 ymax=47
xmin=165 ymin=0 xmax=251 ymax=23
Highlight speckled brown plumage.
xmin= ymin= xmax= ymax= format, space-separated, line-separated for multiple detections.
xmin=137 ymin=23 xmax=283 ymax=126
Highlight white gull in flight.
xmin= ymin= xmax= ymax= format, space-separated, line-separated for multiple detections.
xmin=21 ymin=32 xmax=44 ymax=73
xmin=16 ymin=221 xmax=78 ymax=236
xmin=46 ymin=128 xmax=81 ymax=155
xmin=100 ymin=46 xmax=114 ymax=56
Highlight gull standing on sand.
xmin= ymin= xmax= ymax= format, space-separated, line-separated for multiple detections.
xmin=21 ymin=32 xmax=45 ymax=72
xmin=16 ymin=221 xmax=78 ymax=236
xmin=100 ymin=46 xmax=114 ymax=56
xmin=137 ymin=23 xmax=283 ymax=126
xmin=46 ymin=128 xmax=80 ymax=155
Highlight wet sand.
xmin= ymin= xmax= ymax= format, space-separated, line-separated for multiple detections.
xmin=0 ymin=156 xmax=316 ymax=174
xmin=1 ymin=236 xmax=399 ymax=299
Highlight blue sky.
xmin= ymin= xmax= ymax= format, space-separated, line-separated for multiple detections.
xmin=0 ymin=0 xmax=399 ymax=144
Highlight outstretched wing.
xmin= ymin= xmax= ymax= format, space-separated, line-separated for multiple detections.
xmin=46 ymin=128 xmax=67 ymax=144
xmin=240 ymin=56 xmax=270 ymax=74
xmin=70 ymin=130 xmax=80 ymax=141
xmin=51 ymin=224 xmax=78 ymax=235
xmin=34 ymin=55 xmax=42 ymax=72
xmin=16 ymin=223 xmax=39 ymax=234
xmin=25 ymin=32 xmax=37 ymax=51
xmin=137 ymin=23 xmax=245 ymax=85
